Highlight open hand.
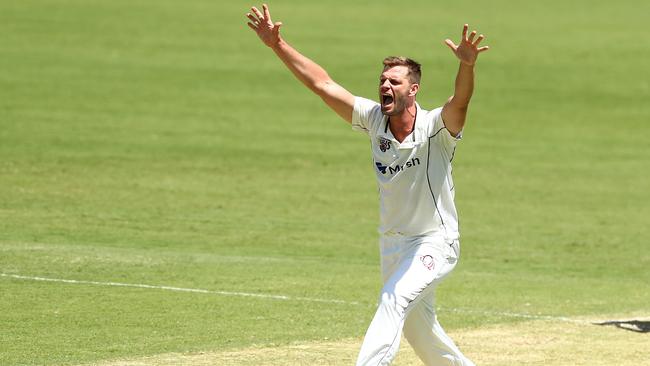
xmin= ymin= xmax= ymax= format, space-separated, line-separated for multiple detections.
xmin=445 ymin=24 xmax=489 ymax=66
xmin=246 ymin=4 xmax=282 ymax=48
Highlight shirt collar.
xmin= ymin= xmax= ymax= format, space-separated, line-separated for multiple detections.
xmin=379 ymin=102 xmax=424 ymax=149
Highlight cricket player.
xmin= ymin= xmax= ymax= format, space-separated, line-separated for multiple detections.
xmin=246 ymin=4 xmax=488 ymax=365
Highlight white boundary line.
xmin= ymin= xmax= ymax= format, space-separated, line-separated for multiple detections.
xmin=0 ymin=273 xmax=360 ymax=306
xmin=1 ymin=272 xmax=596 ymax=324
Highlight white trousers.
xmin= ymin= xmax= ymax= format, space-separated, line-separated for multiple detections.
xmin=356 ymin=234 xmax=475 ymax=366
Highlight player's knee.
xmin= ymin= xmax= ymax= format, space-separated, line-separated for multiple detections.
xmin=378 ymin=290 xmax=395 ymax=305
xmin=378 ymin=290 xmax=408 ymax=315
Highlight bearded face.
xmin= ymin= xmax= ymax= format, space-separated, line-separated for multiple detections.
xmin=379 ymin=65 xmax=418 ymax=116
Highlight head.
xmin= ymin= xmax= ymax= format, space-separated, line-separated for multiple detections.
xmin=379 ymin=56 xmax=421 ymax=116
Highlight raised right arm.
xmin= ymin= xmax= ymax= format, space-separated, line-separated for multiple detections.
xmin=247 ymin=4 xmax=354 ymax=123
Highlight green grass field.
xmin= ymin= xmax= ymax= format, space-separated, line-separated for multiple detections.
xmin=1 ymin=0 xmax=649 ymax=365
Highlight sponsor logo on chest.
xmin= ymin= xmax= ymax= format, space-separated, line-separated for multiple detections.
xmin=375 ymin=157 xmax=420 ymax=175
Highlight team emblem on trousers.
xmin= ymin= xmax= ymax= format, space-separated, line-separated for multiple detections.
xmin=420 ymin=255 xmax=435 ymax=271
xmin=378 ymin=137 xmax=391 ymax=152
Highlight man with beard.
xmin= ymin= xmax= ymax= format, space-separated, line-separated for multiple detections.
xmin=246 ymin=4 xmax=488 ymax=365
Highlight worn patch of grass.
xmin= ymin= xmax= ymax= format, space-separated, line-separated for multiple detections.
xmin=85 ymin=315 xmax=650 ymax=365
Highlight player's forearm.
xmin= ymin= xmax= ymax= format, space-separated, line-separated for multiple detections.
xmin=449 ymin=63 xmax=475 ymax=109
xmin=271 ymin=38 xmax=333 ymax=95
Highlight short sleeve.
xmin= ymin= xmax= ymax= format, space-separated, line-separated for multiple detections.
xmin=430 ymin=107 xmax=462 ymax=144
xmin=352 ymin=96 xmax=380 ymax=135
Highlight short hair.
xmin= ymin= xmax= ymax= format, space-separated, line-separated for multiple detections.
xmin=382 ymin=56 xmax=422 ymax=85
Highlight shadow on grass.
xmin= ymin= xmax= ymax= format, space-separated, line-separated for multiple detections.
xmin=594 ymin=320 xmax=650 ymax=333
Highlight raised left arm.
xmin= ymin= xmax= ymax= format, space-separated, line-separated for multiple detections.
xmin=441 ymin=24 xmax=489 ymax=137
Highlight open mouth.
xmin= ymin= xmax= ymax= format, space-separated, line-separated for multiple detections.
xmin=381 ymin=94 xmax=394 ymax=107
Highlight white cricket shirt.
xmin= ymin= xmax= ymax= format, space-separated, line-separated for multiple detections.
xmin=352 ymin=96 xmax=461 ymax=239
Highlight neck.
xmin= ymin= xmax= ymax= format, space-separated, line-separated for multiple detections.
xmin=388 ymin=103 xmax=417 ymax=143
